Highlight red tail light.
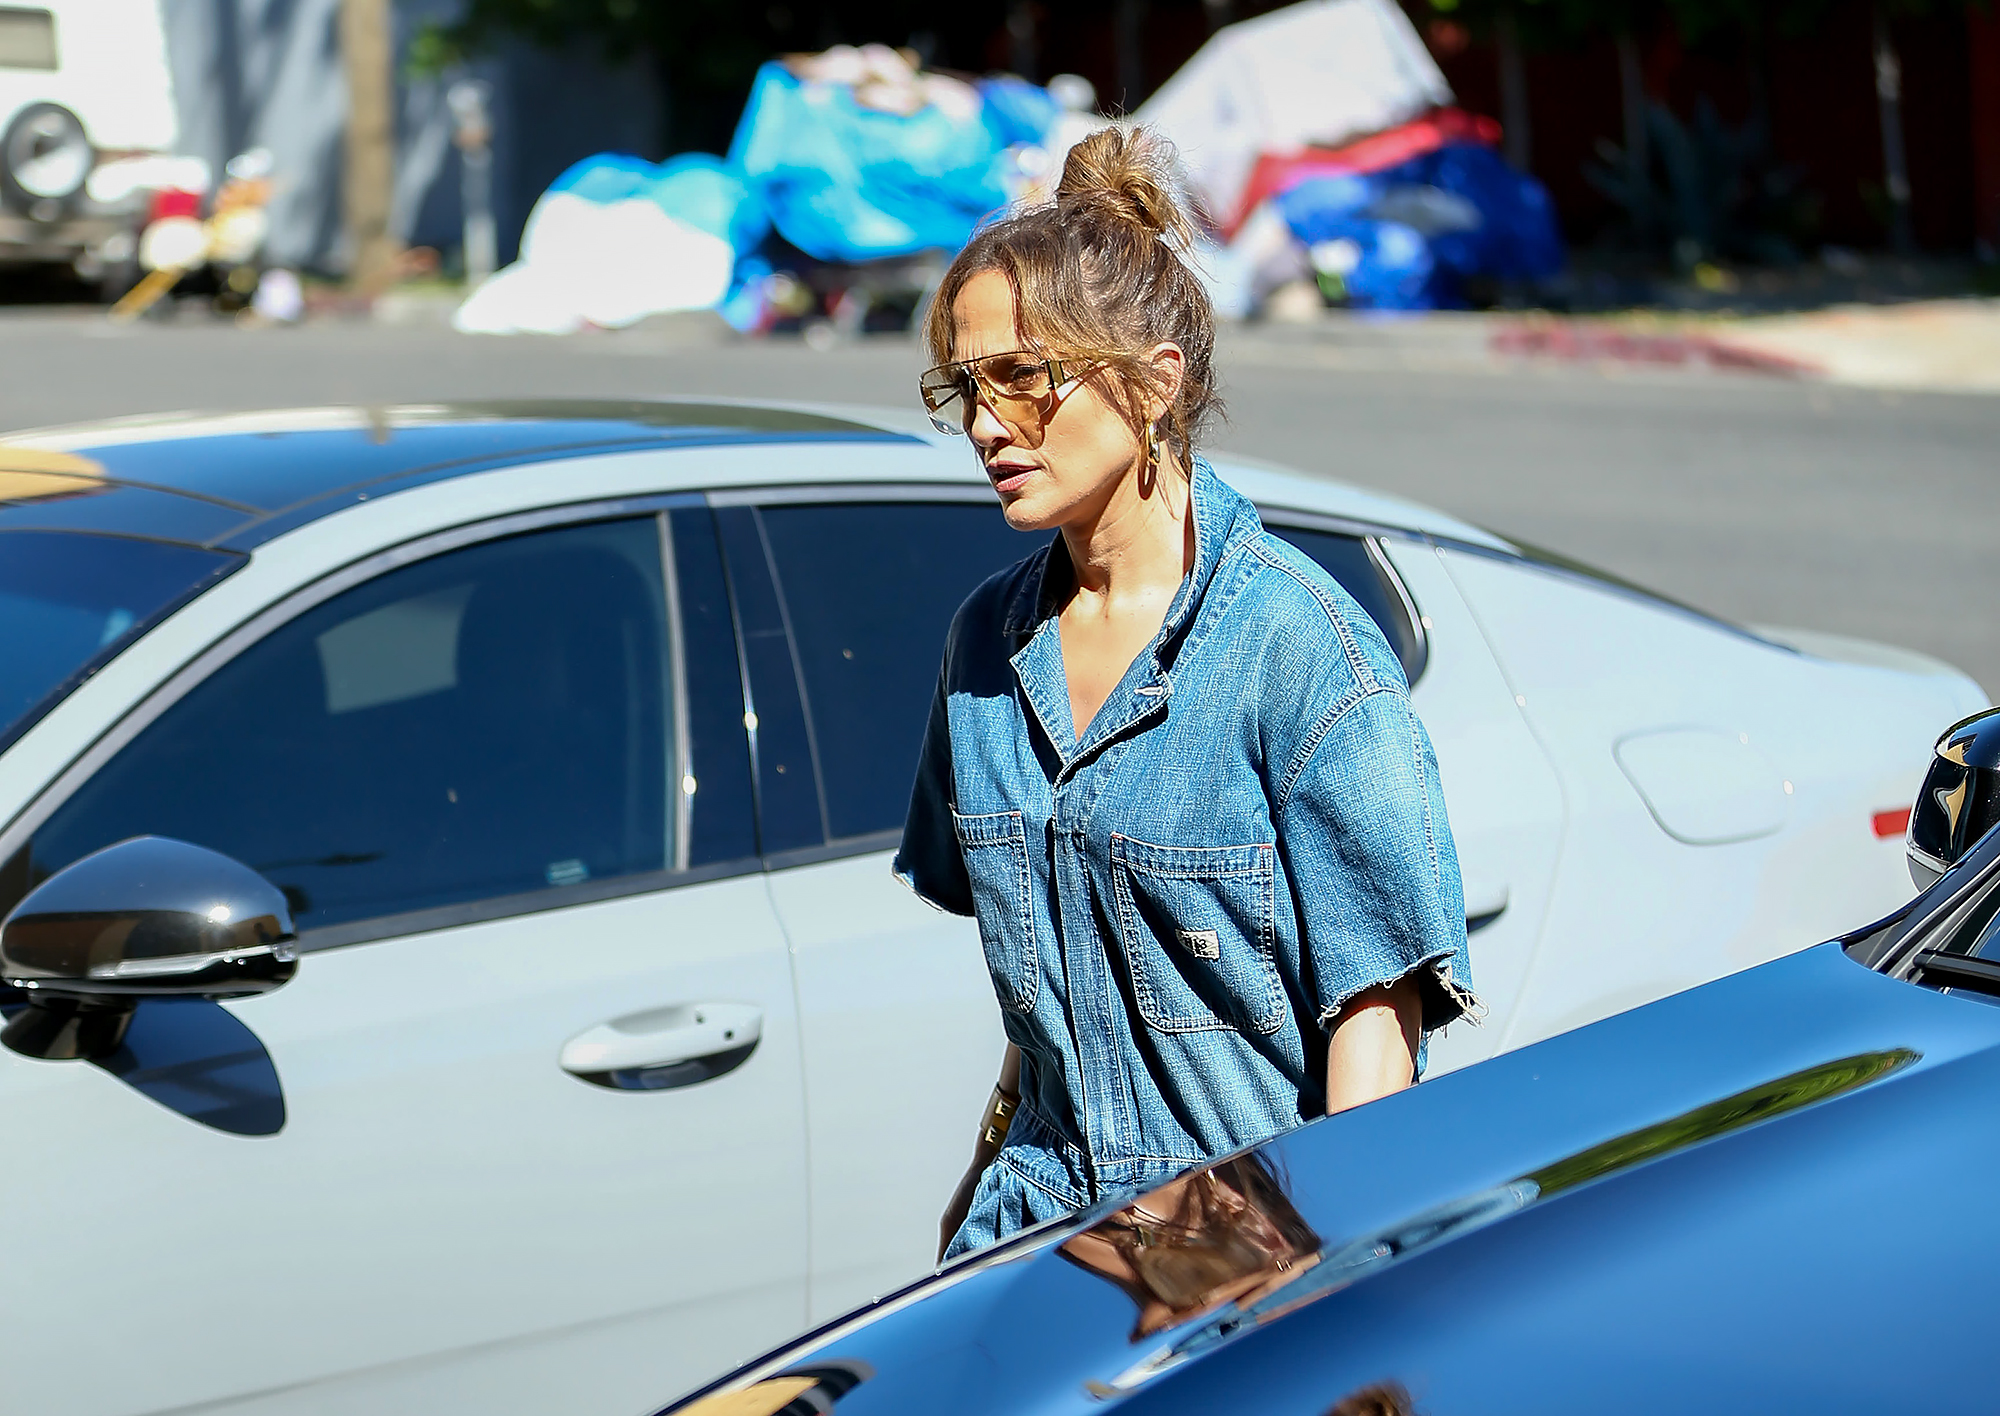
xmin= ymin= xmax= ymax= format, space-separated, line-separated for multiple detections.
xmin=1873 ymin=807 xmax=1912 ymax=839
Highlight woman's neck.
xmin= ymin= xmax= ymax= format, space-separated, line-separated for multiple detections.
xmin=1060 ymin=452 xmax=1195 ymax=605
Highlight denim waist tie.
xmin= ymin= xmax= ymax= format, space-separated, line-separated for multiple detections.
xmin=899 ymin=458 xmax=1479 ymax=1255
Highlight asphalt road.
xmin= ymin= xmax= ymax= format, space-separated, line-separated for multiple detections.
xmin=5 ymin=308 xmax=1996 ymax=698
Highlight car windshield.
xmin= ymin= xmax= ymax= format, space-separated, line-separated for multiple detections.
xmin=0 ymin=532 xmax=243 ymax=752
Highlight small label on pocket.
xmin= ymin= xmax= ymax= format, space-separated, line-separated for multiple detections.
xmin=1177 ymin=928 xmax=1221 ymax=960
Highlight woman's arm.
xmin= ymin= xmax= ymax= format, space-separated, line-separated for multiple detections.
xmin=1325 ymin=977 xmax=1421 ymax=1115
xmin=938 ymin=1043 xmax=1021 ymax=1261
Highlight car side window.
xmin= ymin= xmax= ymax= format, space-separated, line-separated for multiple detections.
xmin=1264 ymin=526 xmax=1424 ymax=683
xmin=27 ymin=517 xmax=681 ymax=933
xmin=754 ymin=500 xmax=1034 ymax=843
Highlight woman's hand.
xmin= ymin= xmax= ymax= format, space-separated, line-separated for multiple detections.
xmin=1325 ymin=977 xmax=1421 ymax=1115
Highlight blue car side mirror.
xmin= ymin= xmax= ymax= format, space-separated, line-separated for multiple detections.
xmin=1909 ymin=708 xmax=2000 ymax=891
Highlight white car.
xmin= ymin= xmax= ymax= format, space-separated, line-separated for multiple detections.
xmin=0 ymin=401 xmax=1979 ymax=1416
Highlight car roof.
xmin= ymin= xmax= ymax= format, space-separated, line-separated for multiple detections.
xmin=0 ymin=398 xmax=1510 ymax=553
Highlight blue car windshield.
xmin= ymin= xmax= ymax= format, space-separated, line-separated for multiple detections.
xmin=0 ymin=532 xmax=243 ymax=751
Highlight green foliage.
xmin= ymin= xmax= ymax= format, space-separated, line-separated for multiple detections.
xmin=1586 ymin=95 xmax=1821 ymax=265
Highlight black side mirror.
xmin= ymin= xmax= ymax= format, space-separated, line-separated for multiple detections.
xmin=1909 ymin=708 xmax=2000 ymax=891
xmin=0 ymin=837 xmax=297 ymax=1061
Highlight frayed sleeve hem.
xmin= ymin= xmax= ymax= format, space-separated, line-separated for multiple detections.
xmin=1314 ymin=953 xmax=1486 ymax=1036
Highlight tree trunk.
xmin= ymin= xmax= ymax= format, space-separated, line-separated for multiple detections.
xmin=1496 ymin=8 xmax=1532 ymax=173
xmin=1115 ymin=0 xmax=1147 ymax=111
xmin=340 ymin=0 xmax=399 ymax=292
xmin=1007 ymin=1 xmax=1037 ymax=83
xmin=1615 ymin=29 xmax=1650 ymax=234
xmin=1872 ymin=4 xmax=1916 ymax=254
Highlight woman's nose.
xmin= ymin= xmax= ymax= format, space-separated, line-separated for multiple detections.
xmin=967 ymin=395 xmax=1010 ymax=448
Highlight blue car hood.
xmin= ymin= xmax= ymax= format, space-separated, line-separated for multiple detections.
xmin=660 ymin=942 xmax=2000 ymax=1416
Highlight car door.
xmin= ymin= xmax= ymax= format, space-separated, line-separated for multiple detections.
xmin=0 ymin=506 xmax=809 ymax=1416
xmin=1431 ymin=544 xmax=1878 ymax=1049
xmin=709 ymin=489 xmax=1027 ymax=1322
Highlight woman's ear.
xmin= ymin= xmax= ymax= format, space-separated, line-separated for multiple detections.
xmin=1146 ymin=341 xmax=1187 ymax=422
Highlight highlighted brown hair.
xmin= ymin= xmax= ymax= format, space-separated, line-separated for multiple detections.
xmin=923 ymin=125 xmax=1222 ymax=460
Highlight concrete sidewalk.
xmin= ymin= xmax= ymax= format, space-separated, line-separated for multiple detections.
xmin=1700 ymin=300 xmax=2000 ymax=395
xmin=1278 ymin=298 xmax=2000 ymax=395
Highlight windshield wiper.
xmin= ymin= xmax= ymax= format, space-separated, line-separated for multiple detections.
xmin=1910 ymin=948 xmax=2000 ymax=998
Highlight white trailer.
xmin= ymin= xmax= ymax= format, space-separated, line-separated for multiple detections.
xmin=0 ymin=0 xmax=181 ymax=286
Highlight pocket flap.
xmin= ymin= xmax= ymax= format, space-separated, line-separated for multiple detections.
xmin=1110 ymin=834 xmax=1271 ymax=878
xmin=952 ymin=808 xmax=1026 ymax=847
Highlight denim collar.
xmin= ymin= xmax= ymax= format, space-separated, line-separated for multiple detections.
xmin=1001 ymin=457 xmax=1256 ymax=760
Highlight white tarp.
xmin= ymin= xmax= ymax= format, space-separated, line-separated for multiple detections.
xmin=1134 ymin=0 xmax=1452 ymax=226
xmin=453 ymin=191 xmax=735 ymax=334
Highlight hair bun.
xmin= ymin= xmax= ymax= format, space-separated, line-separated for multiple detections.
xmin=1054 ymin=126 xmax=1196 ymax=247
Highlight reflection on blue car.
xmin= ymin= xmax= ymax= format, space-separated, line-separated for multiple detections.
xmin=659 ymin=708 xmax=2000 ymax=1416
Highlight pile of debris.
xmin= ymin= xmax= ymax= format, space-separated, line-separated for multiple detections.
xmin=455 ymin=0 xmax=1566 ymax=336
xmin=1144 ymin=0 xmax=1563 ymax=314
xmin=455 ymin=44 xmax=1097 ymax=337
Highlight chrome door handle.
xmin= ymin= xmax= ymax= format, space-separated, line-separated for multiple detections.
xmin=560 ymin=1002 xmax=763 ymax=1091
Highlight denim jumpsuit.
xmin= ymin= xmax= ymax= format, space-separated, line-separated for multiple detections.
xmin=896 ymin=459 xmax=1477 ymax=1259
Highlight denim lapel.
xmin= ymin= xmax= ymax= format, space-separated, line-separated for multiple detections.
xmin=1007 ymin=459 xmax=1251 ymax=775
xmin=1005 ymin=538 xmax=1082 ymax=762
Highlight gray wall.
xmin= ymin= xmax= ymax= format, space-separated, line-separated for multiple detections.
xmin=163 ymin=0 xmax=664 ymax=273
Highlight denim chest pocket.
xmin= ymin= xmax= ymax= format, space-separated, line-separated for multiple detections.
xmin=951 ymin=809 xmax=1040 ymax=1014
xmin=1110 ymin=834 xmax=1283 ymax=1035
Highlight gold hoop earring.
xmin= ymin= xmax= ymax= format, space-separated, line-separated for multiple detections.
xmin=1147 ymin=422 xmax=1164 ymax=474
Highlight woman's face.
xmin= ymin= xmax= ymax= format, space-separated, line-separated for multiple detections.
xmin=949 ymin=270 xmax=1147 ymax=534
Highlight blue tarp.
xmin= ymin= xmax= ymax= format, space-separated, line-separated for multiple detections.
xmin=726 ymin=62 xmax=1058 ymax=263
xmin=1274 ymin=142 xmax=1563 ymax=310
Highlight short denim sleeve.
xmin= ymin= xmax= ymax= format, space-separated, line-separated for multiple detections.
xmin=1273 ymin=686 xmax=1476 ymax=1039
xmin=894 ymin=662 xmax=974 ymax=916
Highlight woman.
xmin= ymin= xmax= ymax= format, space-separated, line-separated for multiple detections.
xmin=895 ymin=127 xmax=1476 ymax=1263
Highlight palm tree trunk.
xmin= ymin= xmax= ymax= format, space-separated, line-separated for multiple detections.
xmin=340 ymin=0 xmax=399 ymax=291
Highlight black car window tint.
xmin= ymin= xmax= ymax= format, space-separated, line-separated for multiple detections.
xmin=1264 ymin=527 xmax=1423 ymax=682
xmin=757 ymin=501 xmax=1034 ymax=842
xmin=28 ymin=518 xmax=673 ymax=932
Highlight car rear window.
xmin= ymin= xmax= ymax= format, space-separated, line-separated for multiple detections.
xmin=0 ymin=531 xmax=242 ymax=752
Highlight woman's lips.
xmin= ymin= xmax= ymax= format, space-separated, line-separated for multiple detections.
xmin=987 ymin=464 xmax=1036 ymax=494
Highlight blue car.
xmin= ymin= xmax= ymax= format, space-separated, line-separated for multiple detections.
xmin=659 ymin=708 xmax=2000 ymax=1416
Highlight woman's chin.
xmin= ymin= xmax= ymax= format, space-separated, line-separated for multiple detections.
xmin=998 ymin=496 xmax=1059 ymax=533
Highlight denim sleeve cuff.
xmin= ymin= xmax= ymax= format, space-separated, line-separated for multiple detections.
xmin=1313 ymin=953 xmax=1485 ymax=1037
xmin=891 ymin=851 xmax=970 ymax=916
